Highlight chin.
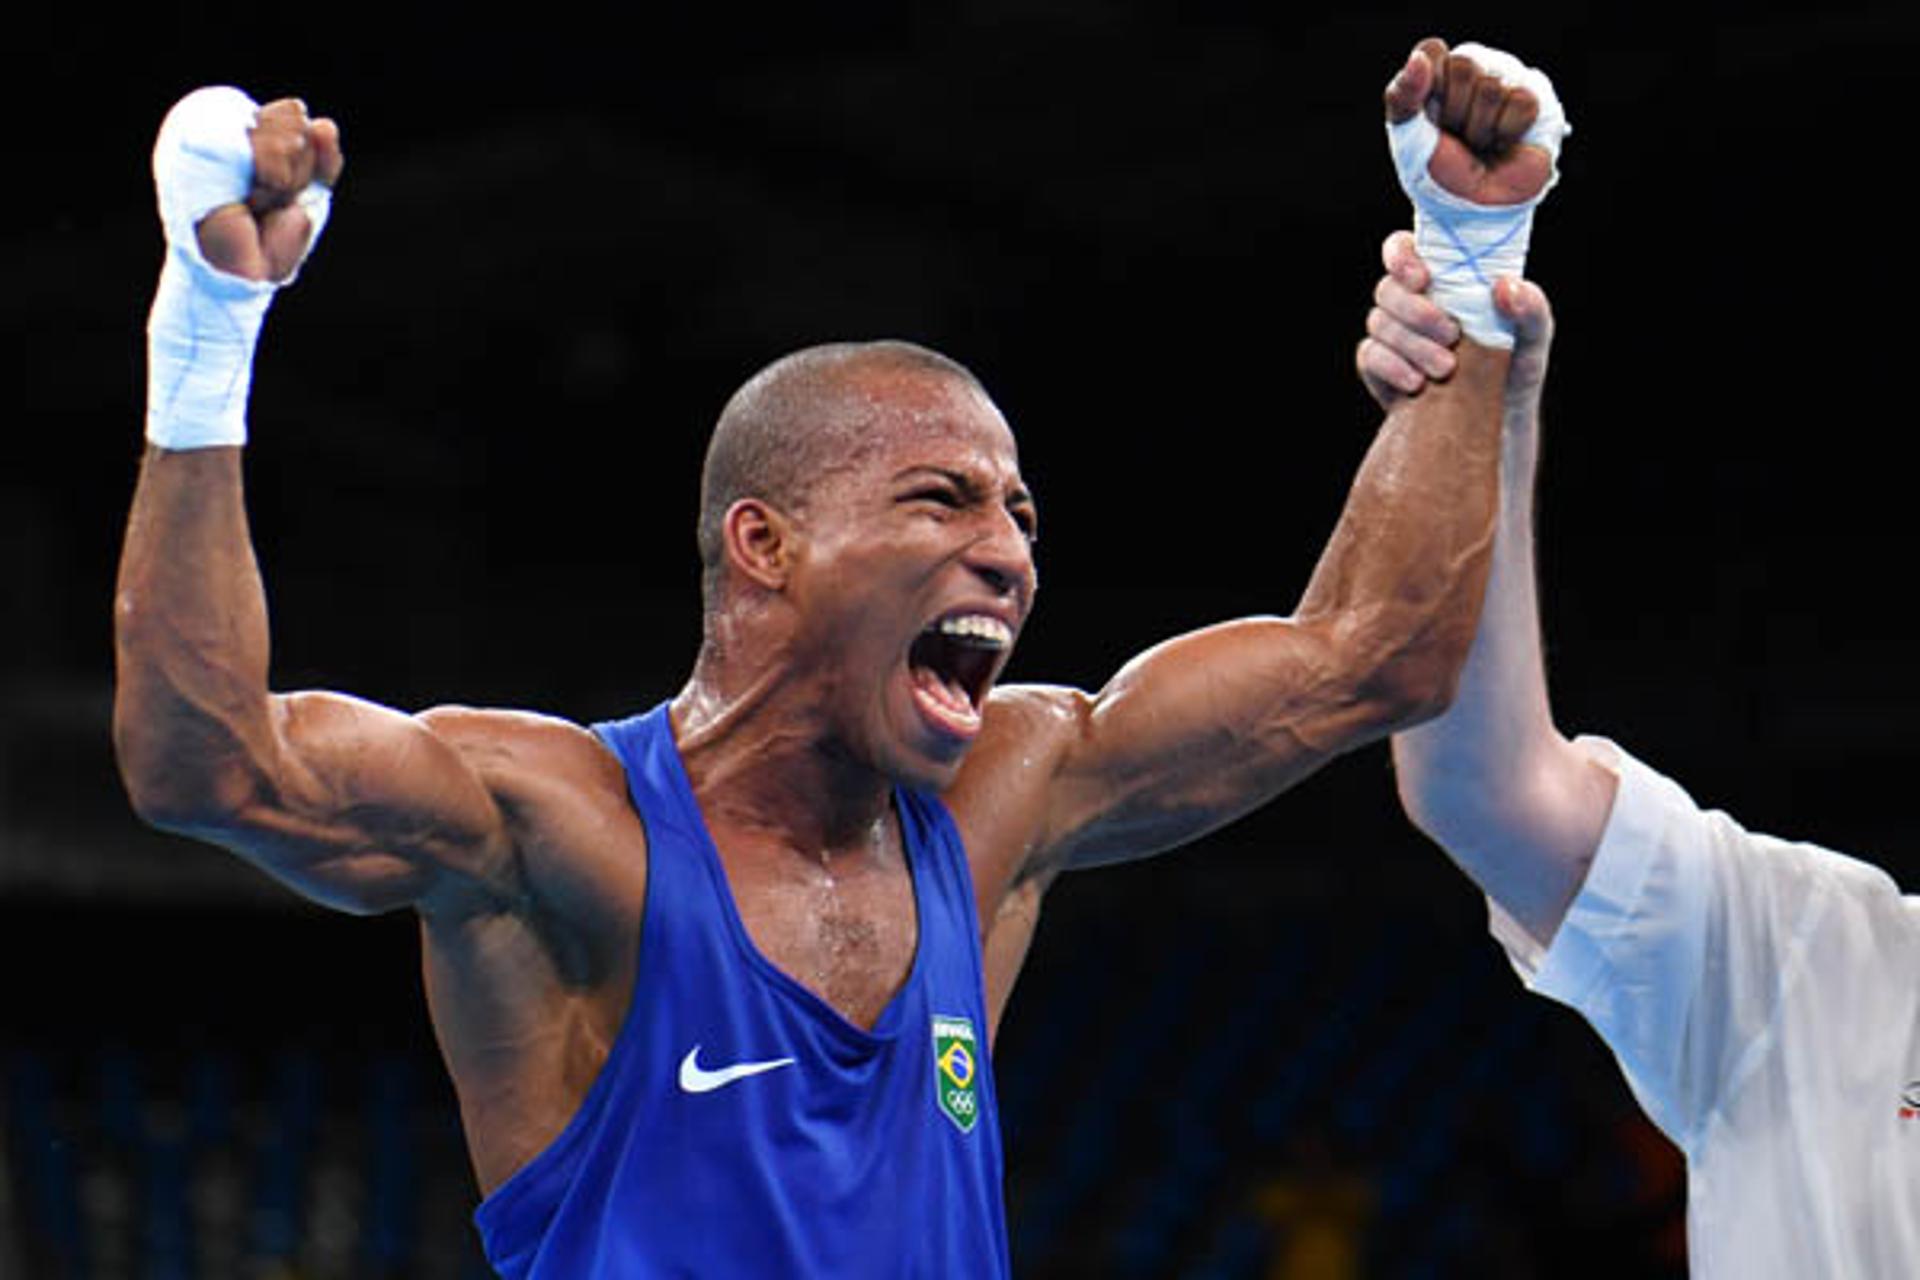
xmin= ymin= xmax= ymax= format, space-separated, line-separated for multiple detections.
xmin=889 ymin=741 xmax=970 ymax=795
xmin=872 ymin=720 xmax=972 ymax=795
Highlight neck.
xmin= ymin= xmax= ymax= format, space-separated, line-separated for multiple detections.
xmin=674 ymin=644 xmax=896 ymax=858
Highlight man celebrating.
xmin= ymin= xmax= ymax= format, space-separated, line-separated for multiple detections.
xmin=114 ymin=42 xmax=1562 ymax=1277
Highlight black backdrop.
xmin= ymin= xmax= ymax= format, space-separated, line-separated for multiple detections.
xmin=4 ymin=2 xmax=1919 ymax=1269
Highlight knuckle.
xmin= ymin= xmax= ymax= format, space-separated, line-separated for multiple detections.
xmin=1384 ymin=287 xmax=1425 ymax=325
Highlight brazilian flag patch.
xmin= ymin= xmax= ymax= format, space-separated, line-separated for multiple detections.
xmin=932 ymin=1014 xmax=980 ymax=1134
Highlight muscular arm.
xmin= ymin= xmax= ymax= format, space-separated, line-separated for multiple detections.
xmin=113 ymin=447 xmax=516 ymax=916
xmin=960 ymin=42 xmax=1562 ymax=902
xmin=113 ymin=94 xmax=518 ymax=919
xmin=992 ymin=344 xmax=1506 ymax=873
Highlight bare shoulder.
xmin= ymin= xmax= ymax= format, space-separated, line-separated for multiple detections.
xmin=980 ymin=681 xmax=1093 ymax=736
xmin=960 ymin=682 xmax=1090 ymax=796
xmin=944 ymin=683 xmax=1092 ymax=894
xmin=415 ymin=706 xmax=639 ymax=879
xmin=415 ymin=704 xmax=601 ymax=753
xmin=415 ymin=706 xmax=647 ymax=944
xmin=417 ymin=706 xmax=625 ymax=802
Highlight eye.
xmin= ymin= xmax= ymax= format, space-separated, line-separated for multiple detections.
xmin=904 ymin=487 xmax=962 ymax=510
xmin=1010 ymin=507 xmax=1038 ymax=543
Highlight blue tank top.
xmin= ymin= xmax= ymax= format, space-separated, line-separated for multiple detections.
xmin=473 ymin=703 xmax=1011 ymax=1277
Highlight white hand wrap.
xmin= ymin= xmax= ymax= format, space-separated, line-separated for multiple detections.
xmin=146 ymin=87 xmax=332 ymax=450
xmin=1385 ymin=42 xmax=1568 ymax=349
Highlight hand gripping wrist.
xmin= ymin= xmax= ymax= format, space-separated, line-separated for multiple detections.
xmin=145 ymin=87 xmax=332 ymax=450
xmin=1385 ymin=43 xmax=1568 ymax=350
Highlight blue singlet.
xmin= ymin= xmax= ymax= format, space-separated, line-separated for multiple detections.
xmin=473 ymin=703 xmax=1012 ymax=1277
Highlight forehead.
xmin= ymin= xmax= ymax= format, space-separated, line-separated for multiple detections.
xmin=838 ymin=368 xmax=1022 ymax=479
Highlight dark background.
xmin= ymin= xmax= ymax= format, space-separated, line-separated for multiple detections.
xmin=4 ymin=5 xmax=1917 ymax=1276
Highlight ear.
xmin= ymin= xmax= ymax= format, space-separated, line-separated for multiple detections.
xmin=722 ymin=498 xmax=799 ymax=591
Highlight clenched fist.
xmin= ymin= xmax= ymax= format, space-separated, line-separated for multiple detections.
xmin=195 ymin=98 xmax=344 ymax=283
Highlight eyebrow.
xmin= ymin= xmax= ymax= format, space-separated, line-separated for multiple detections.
xmin=894 ymin=465 xmax=1036 ymax=513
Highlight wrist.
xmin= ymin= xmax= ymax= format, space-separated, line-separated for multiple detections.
xmin=145 ymin=247 xmax=276 ymax=451
xmin=1410 ymin=200 xmax=1534 ymax=350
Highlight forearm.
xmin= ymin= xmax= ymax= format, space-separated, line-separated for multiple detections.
xmin=1292 ymin=341 xmax=1508 ymax=723
xmin=1391 ymin=398 xmax=1612 ymax=944
xmin=1022 ymin=343 xmax=1509 ymax=871
xmin=113 ymin=446 xmax=279 ymax=825
xmin=1402 ymin=395 xmax=1555 ymax=767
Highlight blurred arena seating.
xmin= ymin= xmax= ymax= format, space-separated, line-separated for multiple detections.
xmin=1 ymin=856 xmax=1686 ymax=1280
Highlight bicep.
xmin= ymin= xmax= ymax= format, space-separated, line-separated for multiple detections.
xmin=183 ymin=691 xmax=514 ymax=915
xmin=1038 ymin=615 xmax=1402 ymax=868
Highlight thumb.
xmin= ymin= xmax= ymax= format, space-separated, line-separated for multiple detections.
xmin=195 ymin=203 xmax=270 ymax=281
xmin=1495 ymin=276 xmax=1553 ymax=351
xmin=257 ymin=202 xmax=315 ymax=283
xmin=1383 ymin=47 xmax=1435 ymax=124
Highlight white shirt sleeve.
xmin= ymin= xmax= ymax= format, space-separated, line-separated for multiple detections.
xmin=1488 ymin=737 xmax=1917 ymax=1157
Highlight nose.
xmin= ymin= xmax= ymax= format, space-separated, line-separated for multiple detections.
xmin=967 ymin=509 xmax=1035 ymax=604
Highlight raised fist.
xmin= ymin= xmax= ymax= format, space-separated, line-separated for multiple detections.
xmin=1384 ymin=38 xmax=1552 ymax=207
xmin=1380 ymin=39 xmax=1567 ymax=350
xmin=194 ymin=98 xmax=345 ymax=283
xmin=146 ymin=89 xmax=345 ymax=450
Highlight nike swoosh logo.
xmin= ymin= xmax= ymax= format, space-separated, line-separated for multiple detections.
xmin=678 ymin=1046 xmax=797 ymax=1094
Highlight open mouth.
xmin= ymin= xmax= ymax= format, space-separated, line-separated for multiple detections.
xmin=906 ymin=613 xmax=1012 ymax=738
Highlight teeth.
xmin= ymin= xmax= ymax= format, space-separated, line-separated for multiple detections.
xmin=934 ymin=614 xmax=1012 ymax=649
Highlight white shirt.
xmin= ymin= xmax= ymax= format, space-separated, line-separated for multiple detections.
xmin=1491 ymin=740 xmax=1920 ymax=1276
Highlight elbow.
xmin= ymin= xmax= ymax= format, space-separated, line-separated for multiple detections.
xmin=1353 ymin=640 xmax=1468 ymax=738
xmin=1338 ymin=599 xmax=1479 ymax=735
xmin=112 ymin=647 xmax=277 ymax=835
xmin=1379 ymin=655 xmax=1465 ymax=732
xmin=112 ymin=697 xmax=177 ymax=829
xmin=1391 ymin=731 xmax=1548 ymax=857
xmin=114 ymin=752 xmax=213 ymax=836
xmin=1392 ymin=749 xmax=1455 ymax=845
xmin=120 ymin=780 xmax=220 ymax=837
xmin=111 ymin=713 xmax=255 ymax=836
xmin=112 ymin=705 xmax=173 ymax=829
xmin=1392 ymin=753 xmax=1505 ymax=863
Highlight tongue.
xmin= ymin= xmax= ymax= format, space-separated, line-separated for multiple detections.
xmin=911 ymin=662 xmax=980 ymax=737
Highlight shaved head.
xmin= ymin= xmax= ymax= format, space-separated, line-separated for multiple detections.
xmin=697 ymin=340 xmax=989 ymax=608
